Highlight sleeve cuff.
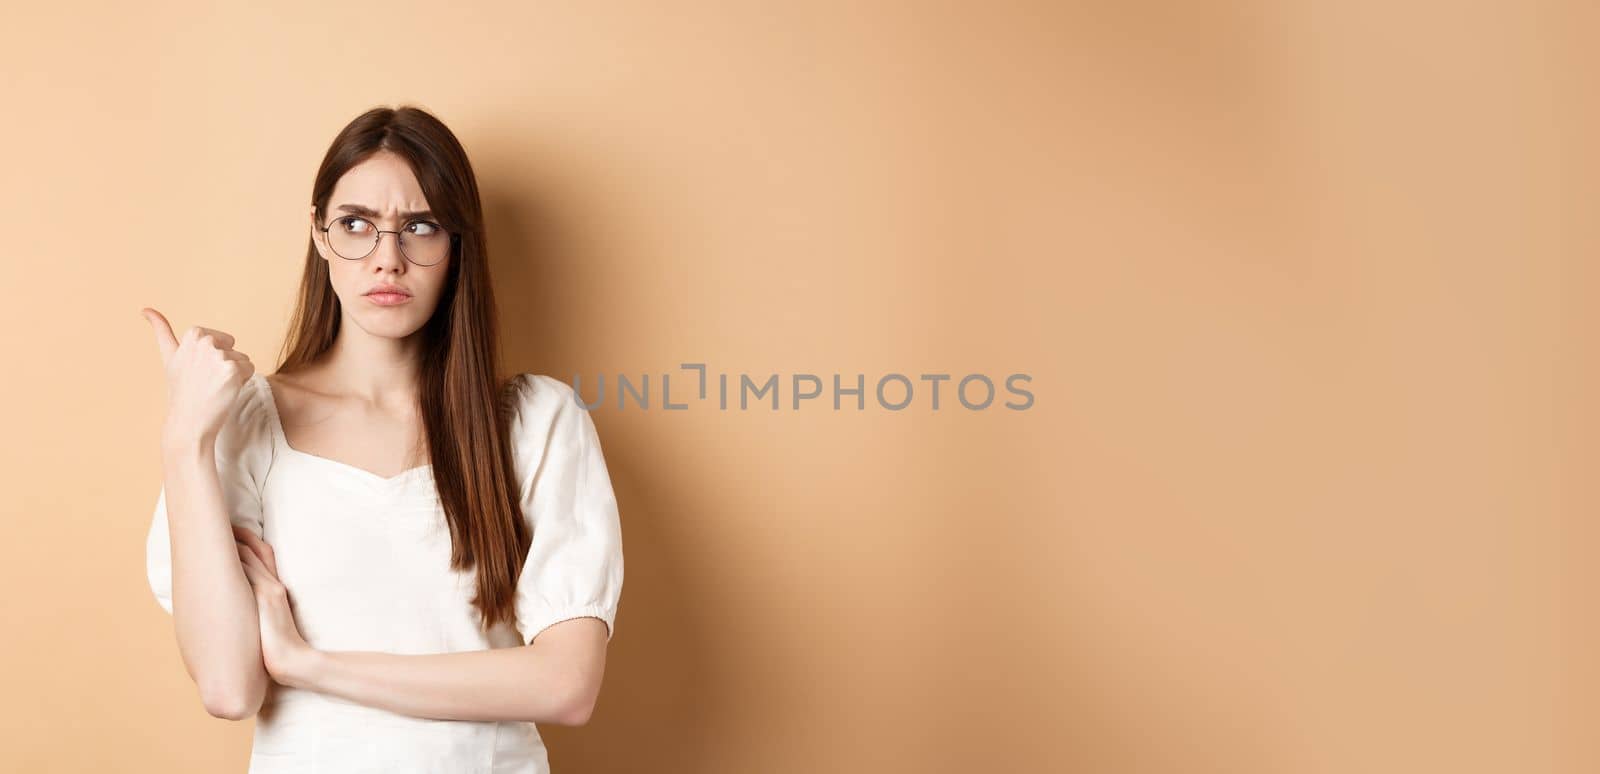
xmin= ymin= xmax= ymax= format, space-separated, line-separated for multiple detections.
xmin=518 ymin=603 xmax=617 ymax=645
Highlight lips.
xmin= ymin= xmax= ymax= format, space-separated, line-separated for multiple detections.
xmin=364 ymin=285 xmax=412 ymax=297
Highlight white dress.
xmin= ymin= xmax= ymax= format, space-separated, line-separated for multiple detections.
xmin=145 ymin=372 xmax=625 ymax=774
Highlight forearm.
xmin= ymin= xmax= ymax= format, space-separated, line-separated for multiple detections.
xmin=162 ymin=436 xmax=269 ymax=719
xmin=283 ymin=641 xmax=592 ymax=726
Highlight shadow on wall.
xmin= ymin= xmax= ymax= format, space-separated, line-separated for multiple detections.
xmin=481 ymin=144 xmax=725 ymax=771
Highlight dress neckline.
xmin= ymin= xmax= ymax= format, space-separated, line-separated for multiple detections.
xmin=255 ymin=373 xmax=434 ymax=486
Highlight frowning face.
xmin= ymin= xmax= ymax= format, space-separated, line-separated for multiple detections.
xmin=309 ymin=149 xmax=453 ymax=341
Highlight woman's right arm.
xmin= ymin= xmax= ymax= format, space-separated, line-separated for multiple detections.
xmin=160 ymin=430 xmax=271 ymax=720
xmin=143 ymin=307 xmax=269 ymax=720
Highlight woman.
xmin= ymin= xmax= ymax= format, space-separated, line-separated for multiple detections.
xmin=140 ymin=105 xmax=623 ymax=773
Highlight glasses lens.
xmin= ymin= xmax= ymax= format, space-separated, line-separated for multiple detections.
xmin=399 ymin=221 xmax=451 ymax=266
xmin=327 ymin=216 xmax=377 ymax=260
xmin=324 ymin=215 xmax=452 ymax=265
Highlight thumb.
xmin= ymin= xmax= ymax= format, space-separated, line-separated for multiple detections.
xmin=140 ymin=307 xmax=178 ymax=366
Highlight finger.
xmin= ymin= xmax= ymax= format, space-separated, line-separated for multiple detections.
xmin=233 ymin=525 xmax=278 ymax=576
xmin=231 ymin=523 xmax=264 ymax=547
xmin=237 ymin=544 xmax=264 ymax=586
xmin=237 ymin=540 xmax=262 ymax=570
xmin=223 ymin=350 xmax=253 ymax=362
xmin=242 ymin=560 xmax=278 ymax=596
xmin=140 ymin=308 xmax=179 ymax=366
xmin=238 ymin=534 xmax=280 ymax=582
xmin=192 ymin=327 xmax=237 ymax=350
xmin=259 ymin=538 xmax=276 ymax=577
xmin=239 ymin=543 xmax=282 ymax=593
xmin=236 ymin=536 xmax=266 ymax=572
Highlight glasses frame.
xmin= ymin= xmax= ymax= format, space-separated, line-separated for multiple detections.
xmin=317 ymin=213 xmax=460 ymax=267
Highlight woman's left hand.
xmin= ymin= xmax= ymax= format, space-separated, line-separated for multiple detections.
xmin=234 ymin=524 xmax=318 ymax=689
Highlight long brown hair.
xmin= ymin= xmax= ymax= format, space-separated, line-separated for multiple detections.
xmin=276 ymin=105 xmax=530 ymax=633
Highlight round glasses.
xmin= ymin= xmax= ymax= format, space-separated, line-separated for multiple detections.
xmin=318 ymin=214 xmax=457 ymax=267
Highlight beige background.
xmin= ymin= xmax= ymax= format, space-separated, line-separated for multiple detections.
xmin=1 ymin=1 xmax=1592 ymax=772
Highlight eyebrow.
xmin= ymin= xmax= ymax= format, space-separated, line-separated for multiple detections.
xmin=333 ymin=203 xmax=436 ymax=221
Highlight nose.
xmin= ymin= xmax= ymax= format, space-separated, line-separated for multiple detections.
xmin=370 ymin=230 xmax=408 ymax=272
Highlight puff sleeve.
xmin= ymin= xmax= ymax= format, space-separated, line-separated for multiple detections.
xmin=509 ymin=373 xmax=625 ymax=645
xmin=144 ymin=377 xmax=274 ymax=614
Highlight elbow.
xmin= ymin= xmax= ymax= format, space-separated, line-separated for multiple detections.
xmin=555 ymin=696 xmax=596 ymax=727
xmin=552 ymin=680 xmax=602 ymax=727
xmin=198 ymin=676 xmax=265 ymax=721
xmin=201 ymin=692 xmax=254 ymax=721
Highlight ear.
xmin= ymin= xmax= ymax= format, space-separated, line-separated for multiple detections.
xmin=308 ymin=204 xmax=329 ymax=261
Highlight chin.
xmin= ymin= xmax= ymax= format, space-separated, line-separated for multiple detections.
xmin=375 ymin=317 xmax=431 ymax=336
xmin=347 ymin=309 xmax=431 ymax=340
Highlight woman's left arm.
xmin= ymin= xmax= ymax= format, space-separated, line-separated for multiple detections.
xmin=281 ymin=619 xmax=609 ymax=726
xmin=235 ymin=529 xmax=612 ymax=727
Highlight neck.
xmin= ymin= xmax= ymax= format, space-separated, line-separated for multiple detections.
xmin=316 ymin=319 xmax=426 ymax=405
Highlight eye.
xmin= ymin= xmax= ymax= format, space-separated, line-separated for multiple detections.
xmin=406 ymin=220 xmax=442 ymax=237
xmin=337 ymin=216 xmax=373 ymax=234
